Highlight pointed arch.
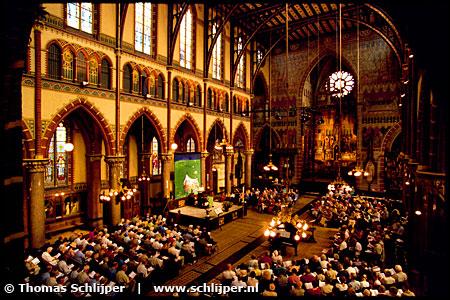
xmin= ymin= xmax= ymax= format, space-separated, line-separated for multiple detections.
xmin=206 ymin=118 xmax=228 ymax=144
xmin=42 ymin=98 xmax=115 ymax=157
xmin=120 ymin=107 xmax=167 ymax=154
xmin=381 ymin=122 xmax=402 ymax=152
xmin=233 ymin=122 xmax=250 ymax=150
xmin=172 ymin=113 xmax=203 ymax=149
xmin=297 ymin=48 xmax=358 ymax=105
xmin=253 ymin=124 xmax=281 ymax=151
xmin=22 ymin=120 xmax=34 ymax=159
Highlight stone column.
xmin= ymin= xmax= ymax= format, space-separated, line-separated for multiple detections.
xmin=104 ymin=156 xmax=125 ymax=225
xmin=24 ymin=158 xmax=48 ymax=249
xmin=86 ymin=154 xmax=102 ymax=228
xmin=224 ymin=147 xmax=234 ymax=195
xmin=200 ymin=151 xmax=209 ymax=190
xmin=244 ymin=149 xmax=254 ymax=189
xmin=161 ymin=153 xmax=172 ymax=199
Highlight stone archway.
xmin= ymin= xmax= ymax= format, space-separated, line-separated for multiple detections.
xmin=42 ymin=97 xmax=115 ymax=157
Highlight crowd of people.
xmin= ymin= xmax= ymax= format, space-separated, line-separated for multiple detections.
xmin=22 ymin=214 xmax=217 ymax=296
xmin=243 ymin=187 xmax=299 ymax=215
xmin=217 ymin=183 xmax=414 ymax=297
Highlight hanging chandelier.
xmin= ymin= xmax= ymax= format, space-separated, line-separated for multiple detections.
xmin=263 ymin=153 xmax=278 ymax=171
xmin=138 ymin=116 xmax=151 ymax=182
xmin=99 ymin=180 xmax=137 ymax=203
xmin=347 ymin=166 xmax=369 ymax=177
xmin=329 ymin=70 xmax=354 ymax=98
xmin=264 ymin=215 xmax=311 ymax=241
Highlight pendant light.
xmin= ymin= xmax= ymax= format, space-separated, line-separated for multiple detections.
xmin=264 ymin=30 xmax=278 ymax=172
xmin=138 ymin=115 xmax=150 ymax=182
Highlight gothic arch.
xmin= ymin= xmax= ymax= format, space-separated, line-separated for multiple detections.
xmin=206 ymin=118 xmax=228 ymax=144
xmin=120 ymin=107 xmax=167 ymax=153
xmin=22 ymin=120 xmax=34 ymax=159
xmin=253 ymin=124 xmax=281 ymax=150
xmin=172 ymin=113 xmax=203 ymax=149
xmin=232 ymin=122 xmax=250 ymax=150
xmin=297 ymin=48 xmax=357 ymax=106
xmin=42 ymin=98 xmax=115 ymax=157
xmin=381 ymin=122 xmax=402 ymax=152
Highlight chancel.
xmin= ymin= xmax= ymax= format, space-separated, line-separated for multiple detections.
xmin=0 ymin=1 xmax=448 ymax=298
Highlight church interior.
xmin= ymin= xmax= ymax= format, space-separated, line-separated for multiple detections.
xmin=0 ymin=1 xmax=448 ymax=298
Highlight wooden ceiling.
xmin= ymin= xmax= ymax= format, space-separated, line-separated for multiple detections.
xmin=227 ymin=3 xmax=355 ymax=45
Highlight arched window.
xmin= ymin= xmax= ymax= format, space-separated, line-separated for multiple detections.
xmin=212 ymin=23 xmax=222 ymax=80
xmin=48 ymin=44 xmax=61 ymax=79
xmin=233 ymin=96 xmax=237 ymax=114
xmin=123 ymin=64 xmax=133 ymax=93
xmin=67 ymin=3 xmax=93 ymax=34
xmin=225 ymin=93 xmax=229 ymax=112
xmin=148 ymin=74 xmax=155 ymax=97
xmin=180 ymin=7 xmax=193 ymax=69
xmin=173 ymin=79 xmax=179 ymax=102
xmin=101 ymin=58 xmax=111 ymax=89
xmin=207 ymin=88 xmax=213 ymax=109
xmin=88 ymin=57 xmax=98 ymax=84
xmin=76 ymin=52 xmax=87 ymax=82
xmin=132 ymin=69 xmax=140 ymax=93
xmin=245 ymin=100 xmax=250 ymax=115
xmin=62 ymin=50 xmax=74 ymax=80
xmin=186 ymin=137 xmax=195 ymax=152
xmin=141 ymin=72 xmax=148 ymax=96
xmin=196 ymin=85 xmax=201 ymax=107
xmin=236 ymin=36 xmax=245 ymax=88
xmin=181 ymin=82 xmax=186 ymax=104
xmin=135 ymin=2 xmax=153 ymax=55
xmin=151 ymin=136 xmax=161 ymax=175
xmin=157 ymin=74 xmax=164 ymax=99
xmin=45 ymin=122 xmax=69 ymax=187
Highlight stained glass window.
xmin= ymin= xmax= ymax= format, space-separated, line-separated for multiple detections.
xmin=212 ymin=23 xmax=222 ymax=80
xmin=77 ymin=52 xmax=87 ymax=82
xmin=135 ymin=2 xmax=152 ymax=54
xmin=236 ymin=37 xmax=245 ymax=88
xmin=152 ymin=137 xmax=160 ymax=175
xmin=45 ymin=123 xmax=68 ymax=187
xmin=89 ymin=58 xmax=98 ymax=84
xmin=123 ymin=64 xmax=132 ymax=92
xmin=132 ymin=69 xmax=140 ymax=93
xmin=67 ymin=3 xmax=93 ymax=34
xmin=180 ymin=8 xmax=193 ymax=69
xmin=186 ymin=137 xmax=195 ymax=153
xmin=62 ymin=50 xmax=74 ymax=80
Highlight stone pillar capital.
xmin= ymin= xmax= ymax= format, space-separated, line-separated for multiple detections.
xmin=201 ymin=151 xmax=209 ymax=159
xmin=225 ymin=147 xmax=234 ymax=156
xmin=243 ymin=149 xmax=254 ymax=156
xmin=86 ymin=154 xmax=103 ymax=162
xmin=104 ymin=155 xmax=125 ymax=166
xmin=23 ymin=158 xmax=49 ymax=173
xmin=160 ymin=153 xmax=173 ymax=161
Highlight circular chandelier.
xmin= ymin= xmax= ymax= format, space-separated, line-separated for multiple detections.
xmin=329 ymin=71 xmax=354 ymax=97
xmin=348 ymin=166 xmax=369 ymax=177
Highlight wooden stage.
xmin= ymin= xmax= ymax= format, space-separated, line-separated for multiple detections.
xmin=169 ymin=201 xmax=244 ymax=229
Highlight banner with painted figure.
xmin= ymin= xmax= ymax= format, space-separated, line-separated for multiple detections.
xmin=174 ymin=153 xmax=202 ymax=199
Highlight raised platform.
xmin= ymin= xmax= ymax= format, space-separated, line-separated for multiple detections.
xmin=169 ymin=201 xmax=244 ymax=230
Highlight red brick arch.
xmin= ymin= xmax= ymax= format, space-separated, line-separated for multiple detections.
xmin=119 ymin=107 xmax=167 ymax=154
xmin=42 ymin=98 xmax=115 ymax=157
xmin=172 ymin=113 xmax=203 ymax=150
xmin=22 ymin=120 xmax=34 ymax=159
xmin=206 ymin=118 xmax=229 ymax=144
xmin=381 ymin=122 xmax=402 ymax=152
xmin=233 ymin=122 xmax=250 ymax=150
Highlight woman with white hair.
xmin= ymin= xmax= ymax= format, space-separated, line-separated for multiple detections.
xmin=272 ymin=250 xmax=283 ymax=265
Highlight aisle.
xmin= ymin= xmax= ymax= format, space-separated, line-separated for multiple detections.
xmin=157 ymin=195 xmax=318 ymax=289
